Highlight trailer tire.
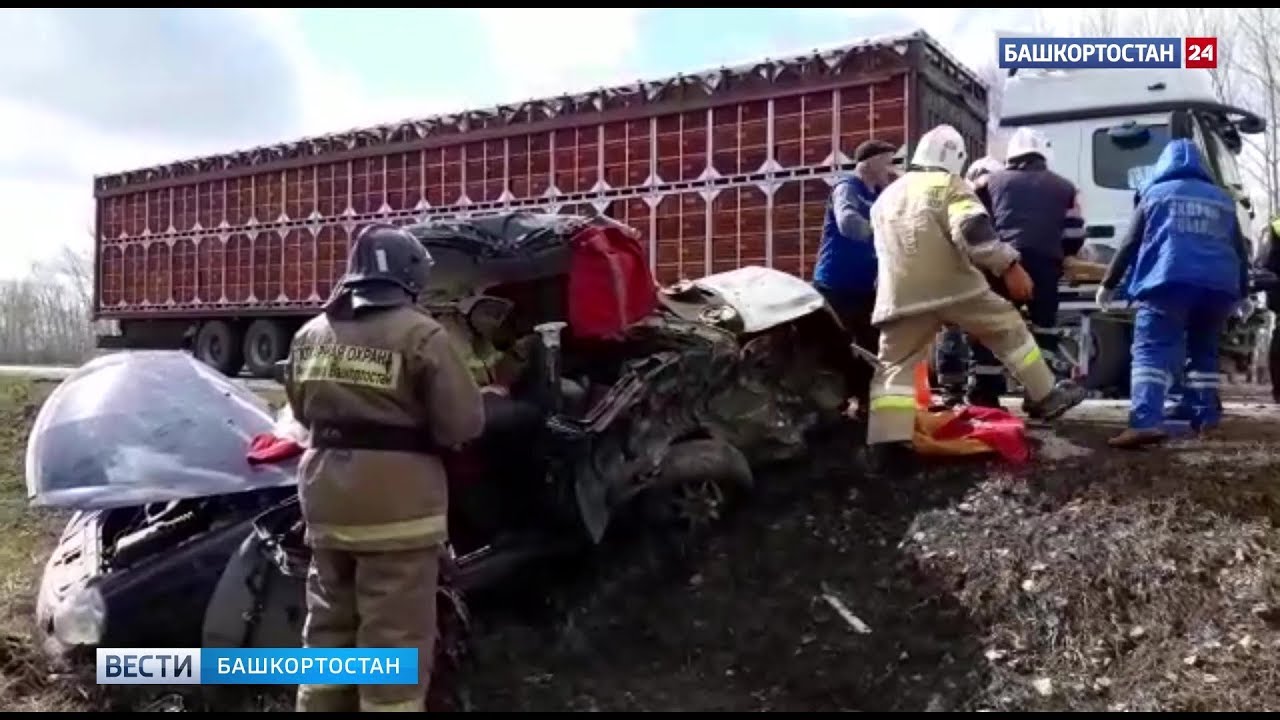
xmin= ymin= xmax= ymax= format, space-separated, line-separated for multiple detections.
xmin=243 ymin=319 xmax=289 ymax=379
xmin=194 ymin=320 xmax=245 ymax=377
xmin=1083 ymin=316 xmax=1131 ymax=394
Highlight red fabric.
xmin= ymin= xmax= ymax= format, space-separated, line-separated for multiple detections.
xmin=247 ymin=433 xmax=304 ymax=465
xmin=925 ymin=406 xmax=1031 ymax=464
xmin=567 ymin=223 xmax=657 ymax=339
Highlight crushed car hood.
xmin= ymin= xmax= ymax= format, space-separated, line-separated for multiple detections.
xmin=691 ymin=266 xmax=828 ymax=333
xmin=26 ymin=351 xmax=298 ymax=510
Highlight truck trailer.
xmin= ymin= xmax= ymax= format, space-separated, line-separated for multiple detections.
xmin=90 ymin=29 xmax=988 ymax=378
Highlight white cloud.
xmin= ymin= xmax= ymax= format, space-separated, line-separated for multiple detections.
xmin=466 ymin=8 xmax=646 ymax=101
xmin=0 ymin=8 xmax=650 ymax=282
xmin=0 ymin=8 xmax=481 ymax=283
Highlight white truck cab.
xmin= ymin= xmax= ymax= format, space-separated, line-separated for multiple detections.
xmin=995 ymin=65 xmax=1267 ymax=393
xmin=1000 ymin=65 xmax=1263 ymax=264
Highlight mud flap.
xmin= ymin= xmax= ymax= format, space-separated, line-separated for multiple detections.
xmin=201 ymin=531 xmax=306 ymax=649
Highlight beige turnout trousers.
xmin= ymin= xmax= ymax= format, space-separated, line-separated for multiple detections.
xmin=295 ymin=546 xmax=440 ymax=712
xmin=867 ymin=290 xmax=1056 ymax=446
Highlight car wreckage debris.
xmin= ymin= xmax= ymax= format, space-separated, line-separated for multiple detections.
xmin=25 ymin=212 xmax=861 ymax=707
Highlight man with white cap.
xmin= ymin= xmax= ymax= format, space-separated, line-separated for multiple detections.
xmin=964 ymin=128 xmax=1086 ymax=408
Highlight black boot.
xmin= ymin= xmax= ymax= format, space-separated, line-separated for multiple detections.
xmin=864 ymin=441 xmax=920 ymax=481
xmin=965 ymin=390 xmax=1004 ymax=410
xmin=1023 ymin=379 xmax=1088 ymax=421
xmin=861 ymin=442 xmax=918 ymax=511
xmin=940 ymin=384 xmax=966 ymax=409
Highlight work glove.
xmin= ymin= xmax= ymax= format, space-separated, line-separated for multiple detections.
xmin=1095 ymin=286 xmax=1116 ymax=310
xmin=1002 ymin=261 xmax=1034 ymax=303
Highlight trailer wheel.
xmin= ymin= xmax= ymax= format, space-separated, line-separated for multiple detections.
xmin=1082 ymin=316 xmax=1132 ymax=393
xmin=194 ymin=320 xmax=245 ymax=377
xmin=243 ymin=319 xmax=289 ymax=379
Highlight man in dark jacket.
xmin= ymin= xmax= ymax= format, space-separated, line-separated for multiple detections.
xmin=813 ymin=138 xmax=898 ymax=418
xmin=934 ymin=155 xmax=1006 ymax=407
xmin=965 ymin=128 xmax=1085 ymax=408
xmin=1096 ymin=139 xmax=1249 ymax=447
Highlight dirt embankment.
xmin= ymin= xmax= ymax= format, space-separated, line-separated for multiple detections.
xmin=459 ymin=399 xmax=1280 ymax=712
xmin=3 ymin=375 xmax=1280 ymax=711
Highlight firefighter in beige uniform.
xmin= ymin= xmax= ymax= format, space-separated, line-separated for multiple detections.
xmin=285 ymin=223 xmax=485 ymax=712
xmin=864 ymin=125 xmax=1087 ymax=474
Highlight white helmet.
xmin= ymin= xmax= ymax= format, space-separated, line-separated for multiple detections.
xmin=1006 ymin=127 xmax=1053 ymax=164
xmin=965 ymin=156 xmax=1003 ymax=184
xmin=911 ymin=124 xmax=968 ymax=175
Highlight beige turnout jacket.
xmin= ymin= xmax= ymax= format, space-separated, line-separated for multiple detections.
xmin=286 ymin=304 xmax=485 ymax=552
xmin=869 ymin=170 xmax=1021 ymax=325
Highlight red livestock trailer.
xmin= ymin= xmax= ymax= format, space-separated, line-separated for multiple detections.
xmin=91 ymin=29 xmax=987 ymax=377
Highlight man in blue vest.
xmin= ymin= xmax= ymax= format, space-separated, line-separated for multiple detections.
xmin=1096 ymin=138 xmax=1250 ymax=448
xmin=966 ymin=128 xmax=1086 ymax=408
xmin=813 ymin=138 xmax=898 ymax=419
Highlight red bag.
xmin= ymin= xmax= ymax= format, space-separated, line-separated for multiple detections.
xmin=916 ymin=405 xmax=1031 ymax=465
xmin=566 ymin=222 xmax=657 ymax=339
xmin=247 ymin=433 xmax=304 ymax=465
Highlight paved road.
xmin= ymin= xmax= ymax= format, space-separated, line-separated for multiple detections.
xmin=0 ymin=363 xmax=282 ymax=393
xmin=2 ymin=362 xmax=1273 ymax=413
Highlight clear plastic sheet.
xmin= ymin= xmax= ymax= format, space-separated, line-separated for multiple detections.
xmin=25 ymin=351 xmax=298 ymax=509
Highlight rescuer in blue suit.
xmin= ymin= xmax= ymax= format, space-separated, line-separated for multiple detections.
xmin=1096 ymin=138 xmax=1250 ymax=448
xmin=813 ymin=138 xmax=898 ymax=419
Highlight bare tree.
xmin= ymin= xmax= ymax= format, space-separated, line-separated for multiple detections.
xmin=0 ymin=237 xmax=97 ymax=366
xmin=1234 ymin=7 xmax=1280 ymax=216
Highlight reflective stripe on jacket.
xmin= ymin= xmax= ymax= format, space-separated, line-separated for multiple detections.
xmin=869 ymin=171 xmax=1020 ymax=325
xmin=287 ymin=304 xmax=485 ymax=552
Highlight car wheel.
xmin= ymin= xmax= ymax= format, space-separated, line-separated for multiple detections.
xmin=640 ymin=438 xmax=753 ymax=573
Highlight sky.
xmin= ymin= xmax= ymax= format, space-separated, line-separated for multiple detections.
xmin=0 ymin=7 xmax=1110 ymax=279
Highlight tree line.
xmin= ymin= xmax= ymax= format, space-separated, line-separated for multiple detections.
xmin=0 ymin=244 xmax=99 ymax=366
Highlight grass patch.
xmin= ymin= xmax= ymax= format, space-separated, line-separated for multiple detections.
xmin=0 ymin=378 xmax=83 ymax=710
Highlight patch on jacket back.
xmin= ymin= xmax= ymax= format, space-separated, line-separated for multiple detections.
xmin=293 ymin=343 xmax=404 ymax=389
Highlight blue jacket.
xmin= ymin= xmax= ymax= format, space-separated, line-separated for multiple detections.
xmin=814 ymin=176 xmax=878 ymax=294
xmin=1100 ymin=139 xmax=1248 ymax=301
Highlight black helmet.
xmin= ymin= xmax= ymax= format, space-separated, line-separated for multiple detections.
xmin=337 ymin=223 xmax=434 ymax=309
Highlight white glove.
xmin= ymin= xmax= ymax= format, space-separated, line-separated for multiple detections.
xmin=1095 ymin=286 xmax=1116 ymax=310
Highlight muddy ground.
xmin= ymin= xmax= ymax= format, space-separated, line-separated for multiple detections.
xmin=3 ymin=377 xmax=1280 ymax=711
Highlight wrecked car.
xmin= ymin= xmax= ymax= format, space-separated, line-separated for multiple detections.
xmin=27 ymin=211 xmax=854 ymax=692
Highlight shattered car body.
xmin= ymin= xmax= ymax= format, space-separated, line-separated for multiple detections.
xmin=28 ymin=351 xmax=300 ymax=656
xmin=28 ymin=211 xmax=853 ymax=682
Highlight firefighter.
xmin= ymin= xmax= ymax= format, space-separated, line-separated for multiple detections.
xmin=966 ymin=128 xmax=1086 ymax=408
xmin=1096 ymin=138 xmax=1250 ymax=448
xmin=864 ymin=124 xmax=1087 ymax=474
xmin=285 ymin=222 xmax=486 ymax=712
xmin=935 ymin=156 xmax=1006 ymax=406
xmin=813 ymin=138 xmax=899 ymax=418
xmin=437 ymin=294 xmax=537 ymax=393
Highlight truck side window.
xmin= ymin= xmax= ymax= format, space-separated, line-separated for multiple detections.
xmin=1092 ymin=123 xmax=1172 ymax=191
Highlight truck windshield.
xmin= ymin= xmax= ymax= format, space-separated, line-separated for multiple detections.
xmin=1092 ymin=123 xmax=1172 ymax=191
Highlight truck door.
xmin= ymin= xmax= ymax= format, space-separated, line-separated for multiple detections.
xmin=1186 ymin=111 xmax=1257 ymax=255
xmin=1075 ymin=113 xmax=1173 ymax=260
